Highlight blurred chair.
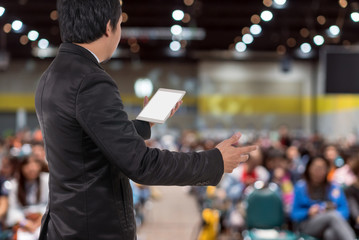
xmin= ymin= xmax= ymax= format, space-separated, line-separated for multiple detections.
xmin=242 ymin=185 xmax=297 ymax=240
xmin=197 ymin=208 xmax=220 ymax=240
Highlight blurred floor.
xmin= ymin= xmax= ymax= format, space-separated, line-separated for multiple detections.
xmin=137 ymin=186 xmax=201 ymax=240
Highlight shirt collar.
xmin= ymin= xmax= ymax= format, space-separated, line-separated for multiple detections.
xmin=85 ymin=48 xmax=100 ymax=63
xmin=58 ymin=43 xmax=103 ymax=69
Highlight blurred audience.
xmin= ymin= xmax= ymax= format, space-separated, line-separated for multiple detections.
xmin=2 ymin=126 xmax=359 ymax=239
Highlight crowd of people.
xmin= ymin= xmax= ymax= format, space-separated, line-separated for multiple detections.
xmin=179 ymin=128 xmax=359 ymax=240
xmin=1 ymin=127 xmax=359 ymax=239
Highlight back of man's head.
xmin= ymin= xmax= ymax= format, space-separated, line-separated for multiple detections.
xmin=57 ymin=0 xmax=122 ymax=44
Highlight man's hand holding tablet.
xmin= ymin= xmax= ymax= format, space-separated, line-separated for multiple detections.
xmin=137 ymin=88 xmax=185 ymax=127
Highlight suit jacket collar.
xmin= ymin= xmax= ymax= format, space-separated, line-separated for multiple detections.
xmin=58 ymin=43 xmax=104 ymax=70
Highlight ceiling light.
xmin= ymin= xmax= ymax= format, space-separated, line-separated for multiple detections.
xmin=50 ymin=10 xmax=58 ymax=21
xmin=263 ymin=0 xmax=273 ymax=7
xmin=274 ymin=0 xmax=286 ymax=5
xmin=182 ymin=13 xmax=191 ymax=23
xmin=134 ymin=78 xmax=153 ymax=98
xmin=250 ymin=24 xmax=262 ymax=35
xmin=250 ymin=14 xmax=261 ymax=24
xmin=122 ymin=12 xmax=129 ymax=23
xmin=0 ymin=6 xmax=5 ymax=17
xmin=260 ymin=10 xmax=273 ymax=22
xmin=242 ymin=34 xmax=254 ymax=44
xmin=170 ymin=25 xmax=183 ymax=35
xmin=351 ymin=12 xmax=359 ymax=22
xmin=184 ymin=0 xmax=194 ymax=6
xmin=287 ymin=38 xmax=296 ymax=47
xmin=313 ymin=35 xmax=324 ymax=46
xmin=38 ymin=39 xmax=49 ymax=49
xmin=28 ymin=30 xmax=39 ymax=41
xmin=172 ymin=10 xmax=184 ymax=21
xmin=300 ymin=43 xmax=312 ymax=53
xmin=329 ymin=25 xmax=340 ymax=36
xmin=12 ymin=20 xmax=23 ymax=31
xmin=235 ymin=42 xmax=247 ymax=52
xmin=339 ymin=0 xmax=348 ymax=8
xmin=20 ymin=35 xmax=29 ymax=45
xmin=3 ymin=23 xmax=11 ymax=33
xmin=170 ymin=41 xmax=181 ymax=51
xmin=317 ymin=15 xmax=326 ymax=25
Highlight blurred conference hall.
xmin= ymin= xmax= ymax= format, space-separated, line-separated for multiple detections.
xmin=1 ymin=0 xmax=359 ymax=239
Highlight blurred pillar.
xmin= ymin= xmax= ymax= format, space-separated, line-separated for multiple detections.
xmin=16 ymin=108 xmax=27 ymax=131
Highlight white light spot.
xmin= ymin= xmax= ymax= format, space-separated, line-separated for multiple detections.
xmin=250 ymin=24 xmax=262 ymax=35
xmin=169 ymin=41 xmax=181 ymax=51
xmin=329 ymin=25 xmax=340 ymax=36
xmin=171 ymin=25 xmax=183 ymax=35
xmin=351 ymin=12 xmax=359 ymax=22
xmin=172 ymin=10 xmax=185 ymax=21
xmin=313 ymin=35 xmax=324 ymax=46
xmin=300 ymin=43 xmax=312 ymax=53
xmin=260 ymin=10 xmax=273 ymax=22
xmin=274 ymin=0 xmax=287 ymax=5
xmin=28 ymin=30 xmax=39 ymax=41
xmin=38 ymin=39 xmax=49 ymax=49
xmin=134 ymin=78 xmax=153 ymax=98
xmin=0 ymin=7 xmax=5 ymax=17
xmin=235 ymin=42 xmax=247 ymax=52
xmin=242 ymin=34 xmax=254 ymax=44
xmin=12 ymin=20 xmax=23 ymax=31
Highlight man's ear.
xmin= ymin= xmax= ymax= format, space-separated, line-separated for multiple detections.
xmin=105 ymin=20 xmax=112 ymax=37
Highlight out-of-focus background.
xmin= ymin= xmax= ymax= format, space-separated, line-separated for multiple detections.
xmin=1 ymin=0 xmax=359 ymax=239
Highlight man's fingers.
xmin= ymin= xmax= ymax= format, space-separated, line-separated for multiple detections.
xmin=238 ymin=154 xmax=249 ymax=163
xmin=228 ymin=132 xmax=242 ymax=145
xmin=174 ymin=101 xmax=182 ymax=112
xmin=236 ymin=145 xmax=258 ymax=155
xmin=169 ymin=101 xmax=183 ymax=117
xmin=143 ymin=96 xmax=149 ymax=107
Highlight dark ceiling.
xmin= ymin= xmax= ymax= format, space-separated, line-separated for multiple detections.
xmin=1 ymin=0 xmax=359 ymax=60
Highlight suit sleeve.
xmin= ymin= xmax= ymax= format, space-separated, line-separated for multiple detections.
xmin=131 ymin=120 xmax=151 ymax=140
xmin=75 ymin=73 xmax=224 ymax=186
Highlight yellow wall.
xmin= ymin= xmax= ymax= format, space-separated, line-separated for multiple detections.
xmin=1 ymin=94 xmax=359 ymax=115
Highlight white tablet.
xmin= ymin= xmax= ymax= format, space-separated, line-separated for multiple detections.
xmin=136 ymin=88 xmax=186 ymax=124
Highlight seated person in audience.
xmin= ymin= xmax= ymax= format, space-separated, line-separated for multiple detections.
xmin=324 ymin=144 xmax=344 ymax=182
xmin=286 ymin=145 xmax=308 ymax=183
xmin=6 ymin=155 xmax=49 ymax=240
xmin=291 ymin=156 xmax=355 ymax=240
xmin=344 ymin=155 xmax=359 ymax=235
xmin=0 ymin=155 xmax=19 ymax=180
xmin=333 ymin=152 xmax=358 ymax=187
xmin=271 ymin=157 xmax=294 ymax=214
xmin=231 ymin=148 xmax=269 ymax=188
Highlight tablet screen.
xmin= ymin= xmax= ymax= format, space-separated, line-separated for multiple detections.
xmin=136 ymin=88 xmax=186 ymax=124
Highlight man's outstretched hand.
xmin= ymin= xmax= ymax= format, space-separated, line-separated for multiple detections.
xmin=216 ymin=132 xmax=257 ymax=173
xmin=143 ymin=96 xmax=183 ymax=127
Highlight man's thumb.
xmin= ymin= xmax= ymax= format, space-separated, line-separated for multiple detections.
xmin=228 ymin=132 xmax=241 ymax=144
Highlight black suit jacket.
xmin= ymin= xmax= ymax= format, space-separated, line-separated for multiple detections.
xmin=35 ymin=43 xmax=224 ymax=240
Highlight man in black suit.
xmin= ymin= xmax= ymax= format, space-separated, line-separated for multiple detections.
xmin=35 ymin=0 xmax=257 ymax=239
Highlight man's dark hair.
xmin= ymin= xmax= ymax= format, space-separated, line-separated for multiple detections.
xmin=57 ymin=0 xmax=122 ymax=43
